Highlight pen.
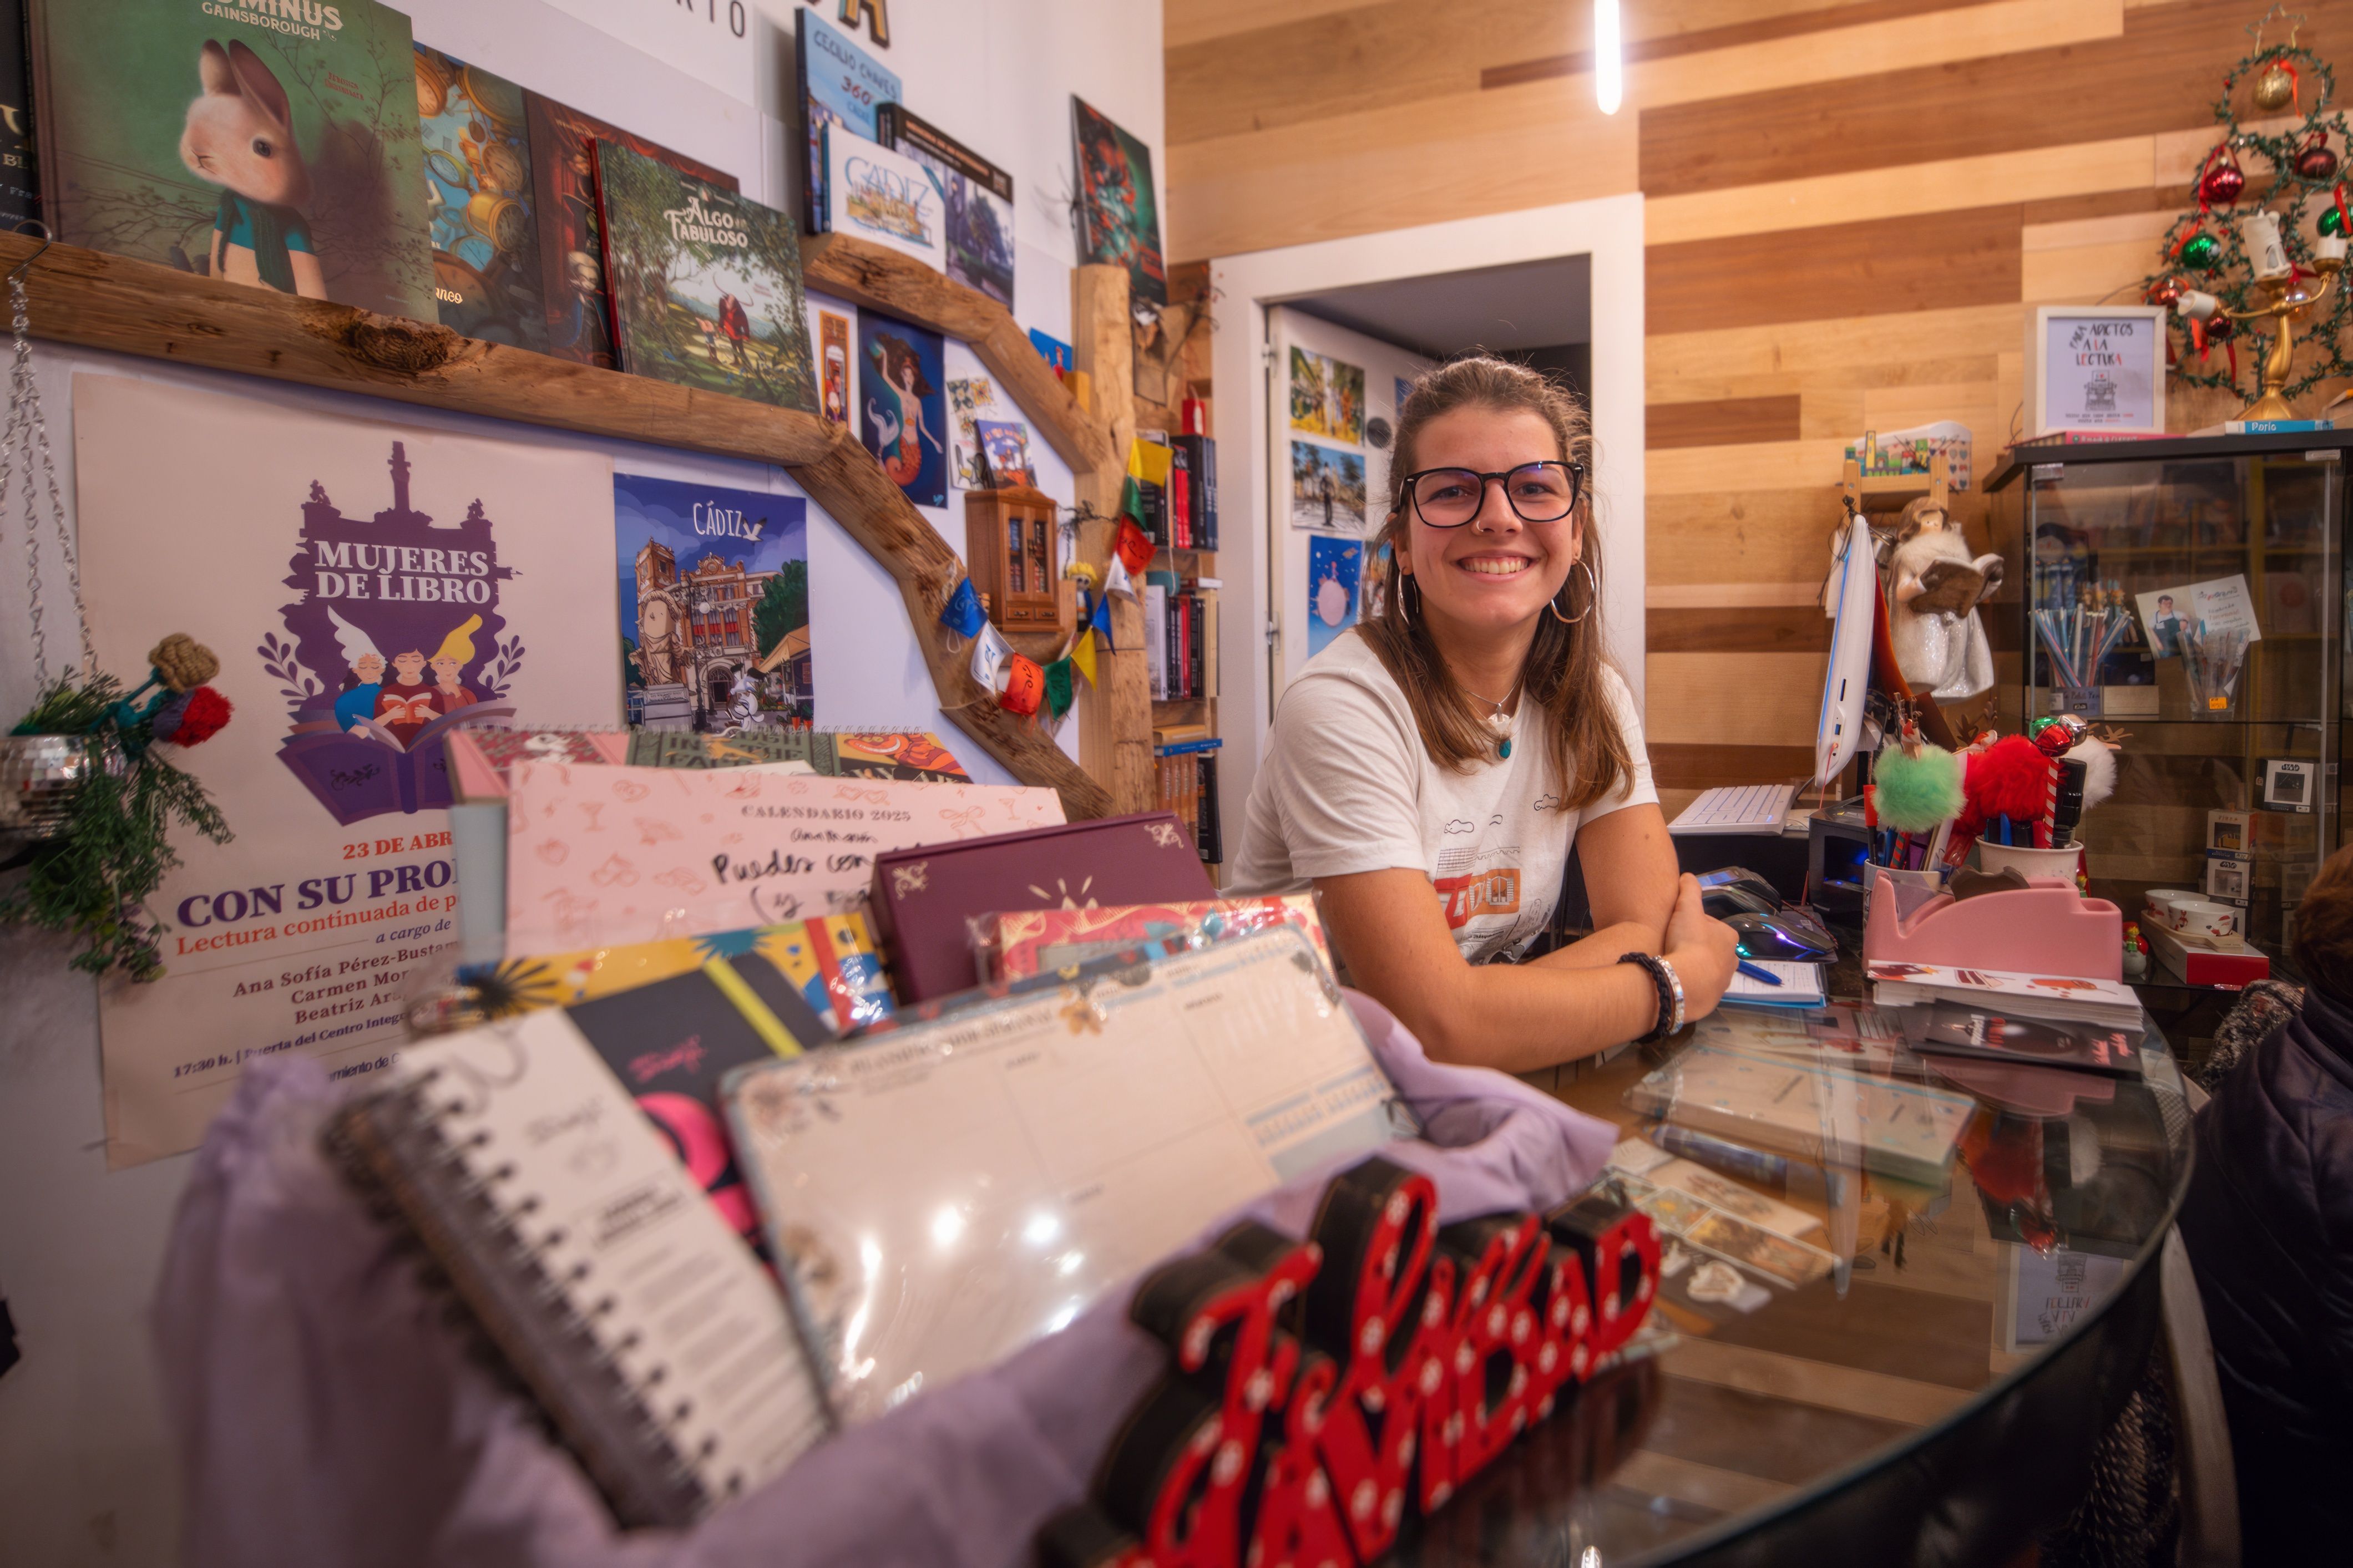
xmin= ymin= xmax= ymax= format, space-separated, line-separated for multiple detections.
xmin=1735 ymin=961 xmax=1783 ymax=987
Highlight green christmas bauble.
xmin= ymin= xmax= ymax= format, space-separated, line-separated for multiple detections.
xmin=2323 ymin=205 xmax=2348 ymax=238
xmin=2182 ymin=232 xmax=2223 ymax=269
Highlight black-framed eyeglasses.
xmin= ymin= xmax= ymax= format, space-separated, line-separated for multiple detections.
xmin=1398 ymin=461 xmax=1583 ymax=528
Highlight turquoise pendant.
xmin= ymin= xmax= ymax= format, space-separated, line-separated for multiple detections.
xmin=1499 ymin=738 xmax=1512 ymax=759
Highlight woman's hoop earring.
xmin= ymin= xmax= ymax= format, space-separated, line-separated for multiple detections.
xmin=1548 ymin=558 xmax=1598 ymax=625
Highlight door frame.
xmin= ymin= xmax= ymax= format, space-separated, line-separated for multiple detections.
xmin=1206 ymin=191 xmax=1647 ymax=820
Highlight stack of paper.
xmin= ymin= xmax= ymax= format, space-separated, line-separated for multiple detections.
xmin=1721 ymin=961 xmax=1826 ymax=1009
xmin=1867 ymin=961 xmax=2141 ymax=1030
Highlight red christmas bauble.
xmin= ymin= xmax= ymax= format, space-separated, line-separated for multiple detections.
xmin=2199 ymin=158 xmax=2246 ymax=205
xmin=2207 ymin=314 xmax=2236 ymax=343
xmin=2147 ymin=276 xmax=2184 ymax=308
xmin=2295 ymin=130 xmax=2339 ymax=181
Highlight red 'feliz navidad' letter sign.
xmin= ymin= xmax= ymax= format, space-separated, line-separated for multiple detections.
xmin=1039 ymin=1156 xmax=1661 ymax=1567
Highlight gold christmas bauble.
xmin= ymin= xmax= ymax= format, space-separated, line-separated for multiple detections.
xmin=2255 ymin=63 xmax=2295 ymax=110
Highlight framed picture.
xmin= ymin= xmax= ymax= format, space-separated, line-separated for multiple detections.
xmin=2025 ymin=306 xmax=2168 ymax=437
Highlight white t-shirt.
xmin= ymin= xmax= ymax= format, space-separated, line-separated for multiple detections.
xmin=1229 ymin=633 xmax=1657 ymax=963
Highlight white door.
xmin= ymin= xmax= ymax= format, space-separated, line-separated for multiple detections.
xmin=1263 ymin=306 xmax=1435 ymax=694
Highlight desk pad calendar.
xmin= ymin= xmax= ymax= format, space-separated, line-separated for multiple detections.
xmin=503 ymin=760 xmax=1064 ymax=951
xmin=722 ymin=927 xmax=1411 ymax=1425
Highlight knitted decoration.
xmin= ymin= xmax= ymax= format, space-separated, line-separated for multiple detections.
xmin=1871 ymin=743 xmax=1965 ymax=833
xmin=1966 ymin=734 xmax=2054 ymax=824
xmin=148 ymin=634 xmax=220 ymax=693
xmin=153 ymin=686 xmax=232 ymax=747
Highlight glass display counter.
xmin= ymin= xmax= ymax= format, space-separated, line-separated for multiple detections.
xmin=1986 ymin=434 xmax=2346 ymax=986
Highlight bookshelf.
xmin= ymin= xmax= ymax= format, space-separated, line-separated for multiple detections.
xmin=0 ymin=230 xmax=1144 ymax=820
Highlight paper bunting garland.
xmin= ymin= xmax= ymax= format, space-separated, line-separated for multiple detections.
xmin=970 ymin=622 xmax=1013 ymax=694
xmin=1043 ymin=657 xmax=1074 ymax=719
xmin=1001 ymin=654 xmax=1044 ymax=716
xmin=1069 ymin=623 xmax=1098 ymax=687
xmin=1103 ymin=554 xmax=1135 ymax=602
xmin=1114 ymin=517 xmax=1155 ymax=574
xmin=939 ymin=577 xmax=986 ymax=639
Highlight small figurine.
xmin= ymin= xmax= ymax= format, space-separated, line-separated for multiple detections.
xmin=2122 ymin=921 xmax=2150 ymax=982
xmin=1886 ymin=496 xmax=2002 ymax=701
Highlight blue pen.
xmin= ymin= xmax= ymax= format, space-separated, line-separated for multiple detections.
xmin=1736 ymin=960 xmax=1783 ymax=986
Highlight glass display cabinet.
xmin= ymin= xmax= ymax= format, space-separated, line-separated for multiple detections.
xmin=1986 ymin=434 xmax=2345 ymax=994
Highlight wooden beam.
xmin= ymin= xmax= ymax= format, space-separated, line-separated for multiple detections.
xmin=0 ymin=233 xmax=837 ymax=466
xmin=0 ymin=232 xmax=1114 ymax=818
xmin=802 ymin=232 xmax=1117 ymax=475
xmin=1072 ymin=262 xmax=1155 ymax=816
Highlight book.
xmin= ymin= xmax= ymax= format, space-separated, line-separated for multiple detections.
xmin=822 ymin=122 xmax=943 ymax=272
xmin=2189 ymin=418 xmax=2334 ymax=435
xmin=866 ymin=811 xmax=1217 ymax=1001
xmin=877 ymin=102 xmax=1013 ymax=306
xmin=330 ymin=1008 xmax=830 ymax=1526
xmin=0 ymin=0 xmax=35 ymax=229
xmin=276 ymin=703 xmax=513 ymax=825
xmin=1027 ymin=328 xmax=1072 ymax=377
xmin=983 ymin=892 xmax=1327 ymax=980
xmin=1866 ymin=960 xmax=2142 ymax=1029
xmin=522 ymin=92 xmax=736 ymax=368
xmin=33 ymin=0 xmax=434 ymax=318
xmin=974 ymin=418 xmax=1035 ymax=486
xmin=595 ymin=142 xmax=817 ymax=412
xmin=504 ymin=760 xmax=1066 ymax=953
xmin=722 ymin=927 xmax=1410 ymax=1426
xmin=1144 ymin=581 xmax=1168 ymax=698
xmin=2010 ymin=430 xmax=2183 ymax=448
xmin=624 ymin=726 xmax=970 ymax=782
xmin=413 ymin=47 xmax=545 ymax=351
xmin=1625 ymin=1042 xmax=1975 ymax=1186
xmin=447 ymin=728 xmax=627 ymax=802
xmin=480 ymin=913 xmax=897 ymax=1036
xmin=795 ymin=6 xmax=898 ymax=234
xmin=1071 ymin=97 xmax=1166 ymax=306
xmin=1901 ymin=1002 xmax=2142 ymax=1078
xmin=1174 ymin=434 xmax=1216 ymax=550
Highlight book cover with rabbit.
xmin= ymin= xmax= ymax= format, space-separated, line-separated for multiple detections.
xmin=32 ymin=0 xmax=433 ymax=319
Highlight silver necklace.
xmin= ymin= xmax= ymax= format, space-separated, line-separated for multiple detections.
xmin=1461 ymin=681 xmax=1519 ymax=759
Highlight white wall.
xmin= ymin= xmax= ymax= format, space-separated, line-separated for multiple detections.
xmin=0 ymin=3 xmax=1162 ymax=1562
xmin=1207 ymin=193 xmax=1648 ymax=821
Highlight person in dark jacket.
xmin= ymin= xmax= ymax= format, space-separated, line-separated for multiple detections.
xmin=2178 ymin=843 xmax=2353 ymax=1562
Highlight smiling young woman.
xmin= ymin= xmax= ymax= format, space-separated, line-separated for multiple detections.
xmin=1229 ymin=356 xmax=1738 ymax=1071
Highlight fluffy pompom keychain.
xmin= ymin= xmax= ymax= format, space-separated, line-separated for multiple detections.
xmin=1966 ymin=734 xmax=2055 ymax=825
xmin=1873 ymin=737 xmax=1965 ymax=833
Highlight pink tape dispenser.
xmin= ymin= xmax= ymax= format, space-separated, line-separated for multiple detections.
xmin=1861 ymin=867 xmax=2123 ymax=981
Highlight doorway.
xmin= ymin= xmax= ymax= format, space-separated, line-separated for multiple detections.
xmin=1208 ymin=191 xmax=1643 ymax=819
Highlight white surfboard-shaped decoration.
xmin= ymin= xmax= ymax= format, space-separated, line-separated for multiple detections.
xmin=1816 ymin=513 xmax=1878 ymax=786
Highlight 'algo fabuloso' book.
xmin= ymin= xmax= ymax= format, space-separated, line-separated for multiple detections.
xmin=32 ymin=0 xmax=434 ymax=318
xmin=594 ymin=140 xmax=817 ymax=412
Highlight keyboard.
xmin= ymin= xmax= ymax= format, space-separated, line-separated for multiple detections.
xmin=1669 ymin=782 xmax=1799 ymax=835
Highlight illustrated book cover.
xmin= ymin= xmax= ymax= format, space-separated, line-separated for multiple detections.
xmin=1071 ymin=97 xmax=1165 ymax=306
xmin=723 ymin=927 xmax=1410 ymax=1426
xmin=878 ymin=102 xmax=1013 ymax=306
xmin=822 ymin=122 xmax=942 ymax=273
xmin=1903 ymin=1003 xmax=2143 ymax=1078
xmin=595 ymin=144 xmax=817 ymax=411
xmin=521 ymin=90 xmax=735 ymax=367
xmin=614 ymin=472 xmax=811 ymax=727
xmin=985 ymin=892 xmax=1329 ymax=981
xmin=33 ymin=0 xmax=434 ymax=317
xmin=413 ymin=45 xmax=544 ymax=350
xmin=795 ymin=6 xmax=897 ymax=233
xmin=503 ymin=914 xmax=895 ymax=1036
xmin=625 ymin=726 xmax=969 ymax=782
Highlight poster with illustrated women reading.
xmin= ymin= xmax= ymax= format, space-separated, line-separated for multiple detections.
xmin=858 ymin=311 xmax=948 ymax=509
xmin=72 ymin=374 xmax=619 ymax=1168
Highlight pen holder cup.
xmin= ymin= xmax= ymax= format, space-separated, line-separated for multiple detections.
xmin=1975 ymin=841 xmax=2086 ymax=881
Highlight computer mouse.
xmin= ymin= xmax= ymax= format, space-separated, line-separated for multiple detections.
xmin=1693 ymin=865 xmax=1783 ymax=910
xmin=1726 ymin=910 xmax=1837 ymax=963
xmin=1700 ymin=884 xmax=1779 ymax=920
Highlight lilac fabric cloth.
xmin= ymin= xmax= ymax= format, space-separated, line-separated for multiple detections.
xmin=153 ymin=991 xmax=1618 ymax=1568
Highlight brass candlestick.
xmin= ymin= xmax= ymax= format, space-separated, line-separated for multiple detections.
xmin=2227 ymin=256 xmax=2342 ymax=421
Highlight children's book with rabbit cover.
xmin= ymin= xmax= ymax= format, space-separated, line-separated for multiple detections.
xmin=33 ymin=0 xmax=434 ymax=319
xmin=593 ymin=141 xmax=818 ymax=412
xmin=522 ymin=92 xmax=736 ymax=369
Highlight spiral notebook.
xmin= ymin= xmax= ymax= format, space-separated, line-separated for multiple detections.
xmin=330 ymin=1009 xmax=831 ymax=1527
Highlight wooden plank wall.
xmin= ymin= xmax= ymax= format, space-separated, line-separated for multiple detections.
xmin=1166 ymin=0 xmax=2351 ymax=815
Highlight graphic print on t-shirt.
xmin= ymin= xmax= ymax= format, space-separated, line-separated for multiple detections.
xmin=1434 ymin=838 xmax=1550 ymax=957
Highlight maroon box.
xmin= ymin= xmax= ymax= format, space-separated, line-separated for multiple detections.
xmin=868 ymin=812 xmax=1216 ymax=1001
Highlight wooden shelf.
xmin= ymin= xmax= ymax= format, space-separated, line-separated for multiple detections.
xmin=0 ymin=231 xmax=1136 ymax=818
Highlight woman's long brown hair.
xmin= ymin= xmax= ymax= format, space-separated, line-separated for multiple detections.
xmin=1354 ymin=355 xmax=1631 ymax=811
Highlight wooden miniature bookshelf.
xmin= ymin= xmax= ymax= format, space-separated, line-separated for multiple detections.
xmin=0 ymin=229 xmax=1155 ymax=819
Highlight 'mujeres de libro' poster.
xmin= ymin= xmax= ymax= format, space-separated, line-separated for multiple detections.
xmin=75 ymin=374 xmax=618 ymax=1167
